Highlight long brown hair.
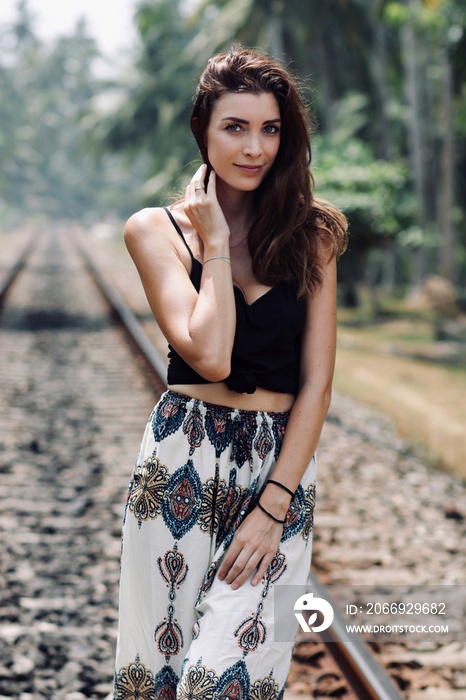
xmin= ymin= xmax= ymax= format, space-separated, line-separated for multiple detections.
xmin=190 ymin=46 xmax=348 ymax=298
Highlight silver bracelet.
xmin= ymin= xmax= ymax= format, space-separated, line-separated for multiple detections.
xmin=203 ymin=255 xmax=231 ymax=266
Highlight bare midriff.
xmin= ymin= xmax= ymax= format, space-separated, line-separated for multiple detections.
xmin=168 ymin=383 xmax=295 ymax=412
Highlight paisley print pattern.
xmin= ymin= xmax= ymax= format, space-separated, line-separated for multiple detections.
xmin=220 ymin=484 xmax=257 ymax=552
xmin=115 ymin=659 xmax=283 ymax=700
xmin=162 ymin=460 xmax=202 ymax=540
xmin=217 ymin=660 xmax=250 ymax=700
xmin=154 ymin=604 xmax=184 ymax=656
xmin=128 ymin=456 xmax=169 ymax=527
xmin=265 ymin=552 xmax=287 ymax=585
xmin=234 ymin=613 xmax=267 ymax=652
xmin=115 ymin=392 xmax=317 ymax=700
xmin=152 ymin=392 xmax=187 ymax=442
xmin=230 ymin=411 xmax=257 ymax=469
xmin=254 ymin=416 xmax=274 ymax=464
xmin=154 ymin=664 xmax=178 ymax=700
xmin=301 ymin=481 xmax=316 ymax=543
xmin=198 ymin=472 xmax=228 ymax=536
xmin=195 ymin=561 xmax=218 ymax=606
xmin=177 ymin=661 xmax=218 ymax=700
xmin=249 ymin=674 xmax=281 ymax=700
xmin=157 ymin=546 xmax=188 ymax=596
xmin=216 ymin=472 xmax=249 ymax=548
xmin=182 ymin=401 xmax=205 ymax=455
xmin=114 ymin=656 xmax=155 ymax=700
xmin=260 ymin=551 xmax=288 ymax=600
xmin=271 ymin=411 xmax=289 ymax=459
xmin=176 ymin=660 xmax=254 ymax=700
xmin=281 ymin=484 xmax=307 ymax=543
xmin=205 ymin=404 xmax=234 ymax=457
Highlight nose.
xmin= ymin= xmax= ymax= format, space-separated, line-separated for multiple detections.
xmin=243 ymin=132 xmax=262 ymax=158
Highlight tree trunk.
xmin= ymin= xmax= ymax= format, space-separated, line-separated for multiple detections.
xmin=438 ymin=44 xmax=455 ymax=281
xmin=369 ymin=0 xmax=392 ymax=160
xmin=401 ymin=0 xmax=429 ymax=289
xmin=265 ymin=0 xmax=286 ymax=60
xmin=312 ymin=33 xmax=337 ymax=133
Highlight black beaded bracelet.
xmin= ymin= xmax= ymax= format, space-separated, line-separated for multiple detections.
xmin=266 ymin=479 xmax=295 ymax=499
xmin=257 ymin=500 xmax=286 ymax=524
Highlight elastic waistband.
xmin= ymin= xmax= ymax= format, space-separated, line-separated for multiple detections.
xmin=163 ymin=389 xmax=291 ymax=421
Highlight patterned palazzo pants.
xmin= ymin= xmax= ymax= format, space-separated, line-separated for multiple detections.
xmin=113 ymin=390 xmax=317 ymax=700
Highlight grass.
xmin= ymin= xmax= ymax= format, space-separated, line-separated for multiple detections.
xmin=334 ymin=300 xmax=466 ymax=480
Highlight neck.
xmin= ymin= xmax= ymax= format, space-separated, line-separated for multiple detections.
xmin=215 ymin=178 xmax=254 ymax=232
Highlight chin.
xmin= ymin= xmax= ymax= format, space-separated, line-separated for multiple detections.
xmin=227 ymin=175 xmax=266 ymax=193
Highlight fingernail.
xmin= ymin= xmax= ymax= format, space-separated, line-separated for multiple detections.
xmin=231 ymin=582 xmax=238 ymax=590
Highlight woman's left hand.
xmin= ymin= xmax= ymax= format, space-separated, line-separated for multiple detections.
xmin=217 ymin=507 xmax=284 ymax=589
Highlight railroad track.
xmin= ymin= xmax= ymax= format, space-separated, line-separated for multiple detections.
xmin=1 ymin=223 xmax=463 ymax=699
xmin=0 ymin=226 xmax=157 ymax=699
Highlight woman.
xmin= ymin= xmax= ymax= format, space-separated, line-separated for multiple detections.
xmin=114 ymin=46 xmax=347 ymax=700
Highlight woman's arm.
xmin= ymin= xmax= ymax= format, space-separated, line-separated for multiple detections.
xmin=217 ymin=251 xmax=337 ymax=588
xmin=262 ymin=251 xmax=337 ymax=496
xmin=124 ymin=167 xmax=236 ymax=381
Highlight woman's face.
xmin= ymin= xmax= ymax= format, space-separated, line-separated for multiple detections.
xmin=205 ymin=91 xmax=281 ymax=193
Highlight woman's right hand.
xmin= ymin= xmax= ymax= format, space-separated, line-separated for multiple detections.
xmin=184 ymin=164 xmax=230 ymax=252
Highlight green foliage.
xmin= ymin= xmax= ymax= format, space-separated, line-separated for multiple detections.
xmin=313 ymin=94 xmax=413 ymax=238
xmin=384 ymin=2 xmax=410 ymax=26
xmin=0 ymin=1 xmax=138 ymax=224
xmin=2 ymin=0 xmax=465 ymax=290
xmin=93 ymin=0 xmax=202 ymax=201
xmin=92 ymin=0 xmax=466 ymax=289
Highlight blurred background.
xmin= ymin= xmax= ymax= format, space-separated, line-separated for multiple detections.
xmin=1 ymin=0 xmax=465 ymax=477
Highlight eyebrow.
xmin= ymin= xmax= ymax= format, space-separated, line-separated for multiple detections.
xmin=220 ymin=117 xmax=281 ymax=125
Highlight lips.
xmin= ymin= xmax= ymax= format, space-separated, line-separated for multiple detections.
xmin=234 ymin=164 xmax=264 ymax=173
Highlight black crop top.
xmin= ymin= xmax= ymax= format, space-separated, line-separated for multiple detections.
xmin=164 ymin=208 xmax=307 ymax=395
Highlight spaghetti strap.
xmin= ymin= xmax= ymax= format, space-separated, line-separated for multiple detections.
xmin=163 ymin=206 xmax=194 ymax=260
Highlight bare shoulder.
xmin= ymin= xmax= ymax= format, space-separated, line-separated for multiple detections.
xmin=123 ymin=206 xmax=193 ymax=278
xmin=124 ymin=206 xmax=170 ymax=242
xmin=123 ymin=207 xmax=188 ymax=265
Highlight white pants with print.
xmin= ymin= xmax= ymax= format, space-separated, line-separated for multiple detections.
xmin=114 ymin=390 xmax=317 ymax=700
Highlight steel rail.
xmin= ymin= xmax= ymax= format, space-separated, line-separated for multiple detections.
xmin=75 ymin=238 xmax=167 ymax=395
xmin=77 ymin=237 xmax=403 ymax=700
xmin=0 ymin=233 xmax=38 ymax=306
xmin=307 ymin=573 xmax=402 ymax=700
